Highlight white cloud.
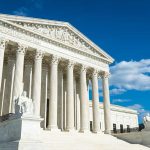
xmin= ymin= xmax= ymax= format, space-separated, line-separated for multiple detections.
xmin=110 ymin=88 xmax=126 ymax=95
xmin=128 ymin=104 xmax=145 ymax=113
xmin=112 ymin=98 xmax=131 ymax=103
xmin=110 ymin=59 xmax=150 ymax=91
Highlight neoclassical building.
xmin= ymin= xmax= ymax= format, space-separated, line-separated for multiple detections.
xmin=0 ymin=14 xmax=115 ymax=134
xmin=89 ymin=102 xmax=138 ymax=132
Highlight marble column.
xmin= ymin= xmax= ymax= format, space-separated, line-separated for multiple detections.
xmin=41 ymin=64 xmax=48 ymax=128
xmin=74 ymin=77 xmax=77 ymax=129
xmin=63 ymin=77 xmax=67 ymax=130
xmin=86 ymin=79 xmax=90 ymax=130
xmin=80 ymin=65 xmax=89 ymax=132
xmin=76 ymin=79 xmax=80 ymax=130
xmin=0 ymin=39 xmax=7 ymax=93
xmin=32 ymin=50 xmax=43 ymax=117
xmin=3 ymin=56 xmax=15 ymax=114
xmin=57 ymin=68 xmax=63 ymax=130
xmin=66 ymin=61 xmax=74 ymax=131
xmin=12 ymin=44 xmax=27 ymax=113
xmin=0 ymin=79 xmax=6 ymax=116
xmin=24 ymin=60 xmax=33 ymax=98
xmin=92 ymin=69 xmax=100 ymax=133
xmin=102 ymin=72 xmax=111 ymax=134
xmin=0 ymin=60 xmax=7 ymax=115
xmin=47 ymin=55 xmax=59 ymax=130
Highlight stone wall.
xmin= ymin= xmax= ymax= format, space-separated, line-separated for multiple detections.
xmin=114 ymin=131 xmax=150 ymax=148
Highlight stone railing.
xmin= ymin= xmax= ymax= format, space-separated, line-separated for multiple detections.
xmin=111 ymin=127 xmax=140 ymax=134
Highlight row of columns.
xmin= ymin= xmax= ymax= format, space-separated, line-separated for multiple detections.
xmin=0 ymin=40 xmax=112 ymax=134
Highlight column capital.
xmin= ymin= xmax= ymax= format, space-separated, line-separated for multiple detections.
xmin=92 ymin=69 xmax=99 ymax=77
xmin=80 ymin=64 xmax=87 ymax=73
xmin=17 ymin=44 xmax=28 ymax=55
xmin=50 ymin=55 xmax=59 ymax=65
xmin=100 ymin=71 xmax=110 ymax=79
xmin=35 ymin=50 xmax=43 ymax=60
xmin=67 ymin=60 xmax=75 ymax=69
xmin=0 ymin=38 xmax=9 ymax=49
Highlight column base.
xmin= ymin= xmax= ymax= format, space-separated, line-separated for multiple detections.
xmin=92 ymin=130 xmax=102 ymax=134
xmin=47 ymin=125 xmax=60 ymax=132
xmin=79 ymin=129 xmax=90 ymax=133
xmin=104 ymin=130 xmax=111 ymax=134
xmin=65 ymin=128 xmax=77 ymax=133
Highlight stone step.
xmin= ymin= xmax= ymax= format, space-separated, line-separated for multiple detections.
xmin=40 ymin=131 xmax=150 ymax=150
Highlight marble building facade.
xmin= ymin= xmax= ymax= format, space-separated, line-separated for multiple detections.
xmin=0 ymin=14 xmax=138 ymax=136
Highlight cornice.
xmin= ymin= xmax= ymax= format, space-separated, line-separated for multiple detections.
xmin=89 ymin=101 xmax=138 ymax=115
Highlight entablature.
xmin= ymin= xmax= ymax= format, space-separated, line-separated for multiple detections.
xmin=0 ymin=19 xmax=110 ymax=72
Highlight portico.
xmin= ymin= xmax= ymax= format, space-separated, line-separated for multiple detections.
xmin=0 ymin=14 xmax=114 ymax=134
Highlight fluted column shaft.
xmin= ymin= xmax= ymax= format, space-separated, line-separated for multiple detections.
xmin=24 ymin=59 xmax=33 ymax=98
xmin=80 ymin=65 xmax=89 ymax=132
xmin=12 ymin=45 xmax=27 ymax=113
xmin=58 ymin=69 xmax=63 ymax=130
xmin=76 ymin=80 xmax=80 ymax=130
xmin=41 ymin=65 xmax=48 ymax=128
xmin=3 ymin=56 xmax=15 ymax=114
xmin=0 ymin=39 xmax=7 ymax=93
xmin=32 ymin=51 xmax=43 ymax=117
xmin=102 ymin=72 xmax=111 ymax=134
xmin=92 ymin=70 xmax=100 ymax=133
xmin=66 ymin=61 xmax=74 ymax=131
xmin=48 ymin=55 xmax=59 ymax=130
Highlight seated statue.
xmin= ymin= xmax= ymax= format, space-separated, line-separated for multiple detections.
xmin=15 ymin=91 xmax=33 ymax=116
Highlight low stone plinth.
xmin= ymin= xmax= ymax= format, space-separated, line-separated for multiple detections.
xmin=0 ymin=115 xmax=43 ymax=150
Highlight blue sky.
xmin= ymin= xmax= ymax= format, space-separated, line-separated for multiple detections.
xmin=0 ymin=0 xmax=150 ymax=123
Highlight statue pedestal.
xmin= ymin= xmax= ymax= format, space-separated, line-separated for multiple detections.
xmin=18 ymin=116 xmax=43 ymax=142
xmin=0 ymin=115 xmax=43 ymax=150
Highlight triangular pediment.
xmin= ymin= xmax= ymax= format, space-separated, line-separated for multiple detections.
xmin=0 ymin=14 xmax=114 ymax=64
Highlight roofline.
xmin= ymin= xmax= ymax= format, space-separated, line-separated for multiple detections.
xmin=0 ymin=13 xmax=115 ymax=64
xmin=89 ymin=101 xmax=138 ymax=114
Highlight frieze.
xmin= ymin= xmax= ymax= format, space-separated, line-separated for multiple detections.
xmin=15 ymin=22 xmax=99 ymax=56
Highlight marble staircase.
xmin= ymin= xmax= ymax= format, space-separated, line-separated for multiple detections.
xmin=40 ymin=131 xmax=150 ymax=150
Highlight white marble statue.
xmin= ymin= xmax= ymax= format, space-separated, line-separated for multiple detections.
xmin=15 ymin=91 xmax=33 ymax=116
xmin=143 ymin=113 xmax=150 ymax=123
xmin=143 ymin=113 xmax=150 ymax=131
